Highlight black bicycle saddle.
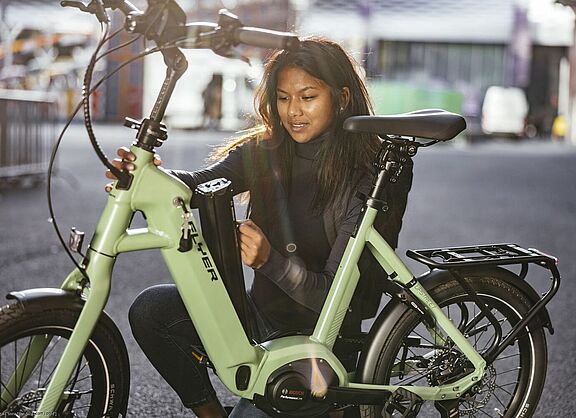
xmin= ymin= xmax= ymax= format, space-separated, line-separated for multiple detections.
xmin=343 ymin=109 xmax=466 ymax=141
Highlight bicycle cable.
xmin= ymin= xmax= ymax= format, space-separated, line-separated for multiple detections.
xmin=46 ymin=18 xmax=176 ymax=280
xmin=82 ymin=1 xmax=172 ymax=184
xmin=47 ymin=21 xmax=113 ymax=278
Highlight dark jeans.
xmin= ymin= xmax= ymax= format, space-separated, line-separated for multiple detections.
xmin=129 ymin=284 xmax=218 ymax=408
xmin=129 ymin=284 xmax=360 ymax=414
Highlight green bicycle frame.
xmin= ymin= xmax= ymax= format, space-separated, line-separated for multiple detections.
xmin=25 ymin=143 xmax=488 ymax=415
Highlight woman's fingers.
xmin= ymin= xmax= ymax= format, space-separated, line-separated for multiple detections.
xmin=105 ymin=158 xmax=134 ymax=181
xmin=117 ymin=146 xmax=134 ymax=161
xmin=118 ymin=147 xmax=161 ymax=168
xmin=153 ymin=154 xmax=162 ymax=166
xmin=105 ymin=169 xmax=115 ymax=180
xmin=105 ymin=147 xmax=160 ymax=190
xmin=116 ymin=158 xmax=135 ymax=172
xmin=237 ymin=220 xmax=270 ymax=268
xmin=238 ymin=220 xmax=261 ymax=237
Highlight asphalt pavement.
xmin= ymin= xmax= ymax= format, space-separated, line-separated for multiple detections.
xmin=0 ymin=124 xmax=574 ymax=417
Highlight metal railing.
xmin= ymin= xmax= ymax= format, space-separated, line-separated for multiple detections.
xmin=0 ymin=89 xmax=57 ymax=182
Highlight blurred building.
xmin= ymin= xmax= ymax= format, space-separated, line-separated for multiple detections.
xmin=0 ymin=1 xmax=100 ymax=118
xmin=7 ymin=0 xmax=569 ymax=137
xmin=299 ymin=0 xmax=573 ymax=138
xmin=0 ymin=1 xmax=294 ymax=127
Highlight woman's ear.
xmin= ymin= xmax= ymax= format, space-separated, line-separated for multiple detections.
xmin=339 ymin=87 xmax=351 ymax=111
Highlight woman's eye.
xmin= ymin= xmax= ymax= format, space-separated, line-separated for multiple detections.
xmin=277 ymin=96 xmax=288 ymax=101
xmin=303 ymin=96 xmax=316 ymax=100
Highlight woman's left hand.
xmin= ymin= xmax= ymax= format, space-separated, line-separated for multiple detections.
xmin=237 ymin=220 xmax=271 ymax=269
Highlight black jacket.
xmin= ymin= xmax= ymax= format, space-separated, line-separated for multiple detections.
xmin=171 ymin=135 xmax=413 ymax=334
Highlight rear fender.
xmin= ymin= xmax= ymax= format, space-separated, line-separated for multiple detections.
xmin=418 ymin=267 xmax=553 ymax=333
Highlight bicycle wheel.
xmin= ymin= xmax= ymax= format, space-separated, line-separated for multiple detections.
xmin=360 ymin=270 xmax=548 ymax=418
xmin=0 ymin=301 xmax=129 ymax=417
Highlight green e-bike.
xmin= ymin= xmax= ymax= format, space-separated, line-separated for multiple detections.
xmin=0 ymin=1 xmax=560 ymax=417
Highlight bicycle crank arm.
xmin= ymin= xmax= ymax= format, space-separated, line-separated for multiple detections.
xmin=321 ymin=386 xmax=391 ymax=405
xmin=322 ymin=386 xmax=422 ymax=417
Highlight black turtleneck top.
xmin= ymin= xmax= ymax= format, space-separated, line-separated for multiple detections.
xmin=171 ymin=133 xmax=412 ymax=334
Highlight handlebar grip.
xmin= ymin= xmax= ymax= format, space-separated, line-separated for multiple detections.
xmin=234 ymin=27 xmax=299 ymax=50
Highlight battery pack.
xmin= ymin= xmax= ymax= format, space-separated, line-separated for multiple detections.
xmin=195 ymin=178 xmax=252 ymax=339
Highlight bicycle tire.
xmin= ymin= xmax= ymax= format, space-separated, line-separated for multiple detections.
xmin=360 ymin=270 xmax=548 ymax=418
xmin=0 ymin=301 xmax=129 ymax=417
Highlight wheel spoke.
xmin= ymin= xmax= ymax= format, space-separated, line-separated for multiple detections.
xmin=0 ymin=348 xmax=6 ymax=408
xmin=0 ymin=377 xmax=16 ymax=408
xmin=495 ymin=380 xmax=519 ymax=389
xmin=17 ymin=337 xmax=33 ymax=394
xmin=40 ymin=338 xmax=65 ymax=388
xmin=473 ymin=406 xmax=493 ymax=417
xmin=13 ymin=338 xmax=18 ymax=398
xmin=72 ymin=373 xmax=92 ymax=386
xmin=492 ymin=390 xmax=509 ymax=409
xmin=493 ymin=382 xmax=515 ymax=397
xmin=36 ymin=342 xmax=46 ymax=412
xmin=497 ymin=367 xmax=521 ymax=376
xmin=492 ymin=353 xmax=519 ymax=362
xmin=72 ymin=403 xmax=93 ymax=410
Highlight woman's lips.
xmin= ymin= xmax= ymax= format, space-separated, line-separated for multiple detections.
xmin=289 ymin=122 xmax=308 ymax=132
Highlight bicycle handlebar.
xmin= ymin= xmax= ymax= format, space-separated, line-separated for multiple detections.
xmin=234 ymin=27 xmax=299 ymax=50
xmin=63 ymin=0 xmax=300 ymax=52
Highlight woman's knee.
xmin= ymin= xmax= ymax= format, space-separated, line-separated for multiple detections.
xmin=128 ymin=284 xmax=183 ymax=337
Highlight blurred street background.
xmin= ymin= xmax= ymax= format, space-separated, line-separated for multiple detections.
xmin=0 ymin=0 xmax=575 ymax=417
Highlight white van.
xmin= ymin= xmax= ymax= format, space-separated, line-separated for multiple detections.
xmin=481 ymin=86 xmax=528 ymax=137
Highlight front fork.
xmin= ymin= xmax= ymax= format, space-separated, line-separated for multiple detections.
xmin=31 ymin=250 xmax=115 ymax=415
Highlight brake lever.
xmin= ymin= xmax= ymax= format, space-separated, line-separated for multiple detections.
xmin=60 ymin=0 xmax=109 ymax=23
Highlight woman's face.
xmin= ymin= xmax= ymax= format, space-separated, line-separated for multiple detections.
xmin=276 ymin=67 xmax=336 ymax=144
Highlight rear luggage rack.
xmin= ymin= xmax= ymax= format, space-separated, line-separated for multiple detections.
xmin=406 ymin=243 xmax=558 ymax=275
xmin=407 ymin=243 xmax=561 ymax=348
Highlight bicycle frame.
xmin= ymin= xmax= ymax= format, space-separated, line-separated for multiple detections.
xmin=18 ymin=145 xmax=486 ymax=415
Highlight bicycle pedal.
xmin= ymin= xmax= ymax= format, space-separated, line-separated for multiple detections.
xmin=384 ymin=388 xmax=422 ymax=418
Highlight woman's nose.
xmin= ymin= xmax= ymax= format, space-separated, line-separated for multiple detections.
xmin=288 ymin=100 xmax=302 ymax=116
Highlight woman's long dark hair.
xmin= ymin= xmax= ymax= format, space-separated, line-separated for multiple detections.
xmin=214 ymin=36 xmax=380 ymax=219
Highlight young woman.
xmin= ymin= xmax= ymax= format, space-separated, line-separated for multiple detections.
xmin=106 ymin=37 xmax=413 ymax=418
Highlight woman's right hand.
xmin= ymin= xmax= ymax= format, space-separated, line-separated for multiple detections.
xmin=104 ymin=147 xmax=162 ymax=192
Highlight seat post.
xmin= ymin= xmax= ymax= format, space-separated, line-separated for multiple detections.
xmin=367 ymin=140 xmax=416 ymax=208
